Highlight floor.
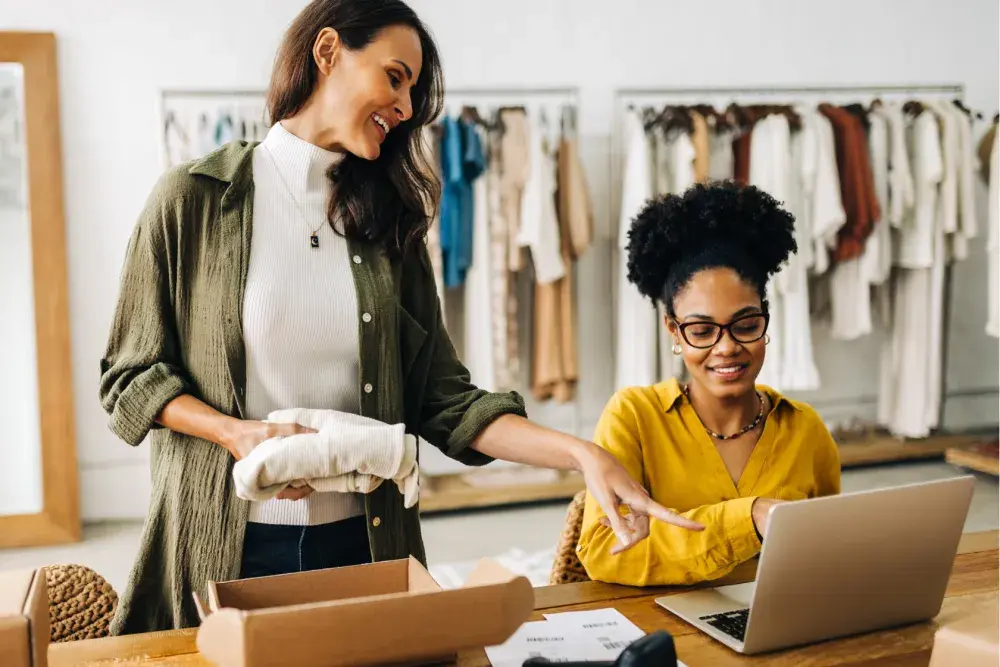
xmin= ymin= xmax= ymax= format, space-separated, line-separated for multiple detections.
xmin=1 ymin=461 xmax=996 ymax=593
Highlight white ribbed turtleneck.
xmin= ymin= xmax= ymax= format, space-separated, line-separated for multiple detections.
xmin=244 ymin=121 xmax=365 ymax=526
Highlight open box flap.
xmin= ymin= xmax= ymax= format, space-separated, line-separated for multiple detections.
xmin=196 ymin=575 xmax=533 ymax=667
xmin=197 ymin=608 xmax=247 ymax=667
xmin=25 ymin=570 xmax=48 ymax=667
xmin=206 ymin=559 xmax=412 ymax=612
xmin=462 ymin=559 xmax=523 ymax=588
xmin=0 ymin=569 xmax=48 ymax=667
xmin=0 ymin=570 xmax=34 ymax=617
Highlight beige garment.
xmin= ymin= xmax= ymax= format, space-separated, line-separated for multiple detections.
xmin=690 ymin=111 xmax=711 ymax=184
xmin=557 ymin=136 xmax=594 ymax=260
xmin=494 ymin=109 xmax=529 ymax=389
xmin=501 ymin=109 xmax=530 ymax=272
xmin=531 ymin=137 xmax=595 ymax=402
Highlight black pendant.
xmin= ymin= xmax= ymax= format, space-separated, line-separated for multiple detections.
xmin=310 ymin=234 xmax=320 ymax=249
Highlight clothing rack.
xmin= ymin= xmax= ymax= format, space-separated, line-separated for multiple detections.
xmin=440 ymin=86 xmax=580 ymax=134
xmin=610 ymin=83 xmax=968 ymax=437
xmin=437 ymin=85 xmax=585 ymax=440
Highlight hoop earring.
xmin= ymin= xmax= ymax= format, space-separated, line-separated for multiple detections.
xmin=672 ymin=343 xmax=683 ymax=355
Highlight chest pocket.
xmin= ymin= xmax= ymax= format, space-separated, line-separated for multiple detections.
xmin=397 ymin=304 xmax=428 ymax=385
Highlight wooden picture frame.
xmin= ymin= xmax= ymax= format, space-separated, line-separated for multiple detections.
xmin=0 ymin=32 xmax=80 ymax=547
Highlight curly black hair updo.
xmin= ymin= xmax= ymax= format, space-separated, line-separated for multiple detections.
xmin=626 ymin=181 xmax=797 ymax=318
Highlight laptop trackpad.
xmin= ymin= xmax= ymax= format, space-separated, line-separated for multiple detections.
xmin=659 ymin=582 xmax=757 ymax=619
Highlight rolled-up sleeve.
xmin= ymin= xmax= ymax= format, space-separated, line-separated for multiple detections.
xmin=418 ymin=301 xmax=527 ymax=466
xmin=99 ymin=188 xmax=193 ymax=446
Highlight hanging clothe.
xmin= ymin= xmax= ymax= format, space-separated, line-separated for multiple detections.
xmin=653 ymin=126 xmax=696 ymax=383
xmin=532 ymin=132 xmax=594 ymax=402
xmin=708 ymin=126 xmax=736 ymax=181
xmin=495 ymin=108 xmax=529 ymax=388
xmin=615 ymin=110 xmax=659 ymax=390
xmin=924 ymin=101 xmax=961 ymax=433
xmin=518 ymin=111 xmax=565 ymax=284
xmin=733 ymin=126 xmax=753 ymax=186
xmin=690 ymin=110 xmax=711 ymax=184
xmin=748 ymin=114 xmax=819 ymax=390
xmin=439 ymin=116 xmax=485 ymax=288
xmin=862 ymin=110 xmax=892 ymax=287
xmin=800 ymin=108 xmax=847 ymax=278
xmin=829 ymin=109 xmax=888 ymax=343
xmin=818 ymin=104 xmax=881 ymax=264
xmin=421 ymin=125 xmax=447 ymax=323
xmin=878 ymin=109 xmax=944 ymax=438
xmin=987 ymin=126 xmax=999 ymax=338
xmin=947 ymin=103 xmax=978 ymax=262
xmin=463 ymin=124 xmax=496 ymax=391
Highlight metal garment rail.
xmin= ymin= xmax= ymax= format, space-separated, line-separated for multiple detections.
xmin=608 ymin=83 xmax=967 ymax=433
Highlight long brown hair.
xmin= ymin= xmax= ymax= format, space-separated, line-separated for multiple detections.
xmin=266 ymin=0 xmax=444 ymax=257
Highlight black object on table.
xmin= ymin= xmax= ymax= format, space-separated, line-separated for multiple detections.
xmin=521 ymin=630 xmax=678 ymax=667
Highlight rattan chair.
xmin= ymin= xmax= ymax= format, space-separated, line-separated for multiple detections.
xmin=45 ymin=564 xmax=118 ymax=642
xmin=548 ymin=490 xmax=591 ymax=585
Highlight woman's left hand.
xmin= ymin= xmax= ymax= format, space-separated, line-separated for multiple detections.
xmin=576 ymin=442 xmax=704 ymax=551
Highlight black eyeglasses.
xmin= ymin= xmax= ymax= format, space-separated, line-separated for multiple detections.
xmin=675 ymin=313 xmax=770 ymax=349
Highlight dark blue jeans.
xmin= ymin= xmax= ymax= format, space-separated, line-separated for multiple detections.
xmin=240 ymin=515 xmax=372 ymax=579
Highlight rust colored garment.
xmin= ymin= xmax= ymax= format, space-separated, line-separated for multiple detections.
xmin=733 ymin=128 xmax=753 ymax=185
xmin=690 ymin=111 xmax=711 ymax=184
xmin=818 ymin=104 xmax=881 ymax=262
xmin=531 ymin=137 xmax=594 ymax=402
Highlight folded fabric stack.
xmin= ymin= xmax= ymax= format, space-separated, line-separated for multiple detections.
xmin=232 ymin=408 xmax=420 ymax=508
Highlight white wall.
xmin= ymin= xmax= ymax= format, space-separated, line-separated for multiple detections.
xmin=3 ymin=0 xmax=997 ymax=520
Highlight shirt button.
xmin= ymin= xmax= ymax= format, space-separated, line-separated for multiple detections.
xmin=362 ymin=312 xmax=372 ymax=323
xmin=353 ymin=255 xmax=362 ymax=264
xmin=358 ymin=463 xmax=368 ymax=473
xmin=364 ymin=383 xmax=373 ymax=394
xmin=372 ymin=517 xmax=381 ymax=527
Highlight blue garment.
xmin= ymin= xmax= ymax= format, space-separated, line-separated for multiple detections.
xmin=439 ymin=116 xmax=485 ymax=288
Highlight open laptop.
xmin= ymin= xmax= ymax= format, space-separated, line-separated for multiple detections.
xmin=655 ymin=476 xmax=975 ymax=655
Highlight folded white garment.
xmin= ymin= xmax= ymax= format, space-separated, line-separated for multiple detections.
xmin=232 ymin=408 xmax=420 ymax=508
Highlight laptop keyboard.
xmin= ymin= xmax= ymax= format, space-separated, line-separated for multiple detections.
xmin=700 ymin=609 xmax=749 ymax=641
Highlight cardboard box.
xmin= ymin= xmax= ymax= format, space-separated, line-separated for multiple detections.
xmin=928 ymin=603 xmax=999 ymax=667
xmin=195 ymin=557 xmax=533 ymax=667
xmin=0 ymin=568 xmax=49 ymax=667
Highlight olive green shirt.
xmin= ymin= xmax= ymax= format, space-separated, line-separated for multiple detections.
xmin=99 ymin=141 xmax=526 ymax=635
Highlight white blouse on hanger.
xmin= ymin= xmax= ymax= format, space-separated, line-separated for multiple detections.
xmin=463 ymin=125 xmax=497 ymax=391
xmin=748 ymin=114 xmax=819 ymax=391
xmin=988 ymin=128 xmax=1000 ymax=338
xmin=948 ymin=103 xmax=978 ymax=262
xmin=614 ymin=111 xmax=659 ymax=390
xmin=518 ymin=111 xmax=565 ymax=284
xmin=878 ymin=109 xmax=944 ymax=438
xmin=654 ymin=126 xmax=696 ymax=383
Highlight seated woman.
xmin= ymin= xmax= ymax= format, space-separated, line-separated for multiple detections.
xmin=577 ymin=182 xmax=841 ymax=587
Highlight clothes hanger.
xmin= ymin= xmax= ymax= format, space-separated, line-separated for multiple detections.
xmin=952 ymin=99 xmax=983 ymax=120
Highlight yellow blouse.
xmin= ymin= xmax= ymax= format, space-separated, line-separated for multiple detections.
xmin=578 ymin=378 xmax=841 ymax=587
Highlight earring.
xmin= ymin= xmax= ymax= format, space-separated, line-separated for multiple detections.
xmin=764 ymin=334 xmax=771 ymax=345
xmin=672 ymin=343 xmax=683 ymax=355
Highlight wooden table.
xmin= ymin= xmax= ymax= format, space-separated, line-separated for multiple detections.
xmin=51 ymin=531 xmax=998 ymax=667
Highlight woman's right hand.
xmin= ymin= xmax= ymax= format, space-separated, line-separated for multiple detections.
xmin=221 ymin=419 xmax=317 ymax=501
xmin=751 ymin=498 xmax=786 ymax=538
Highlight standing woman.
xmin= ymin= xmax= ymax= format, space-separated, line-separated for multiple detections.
xmin=100 ymin=0 xmax=698 ymax=635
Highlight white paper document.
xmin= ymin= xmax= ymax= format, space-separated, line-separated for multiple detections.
xmin=485 ymin=608 xmax=687 ymax=667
